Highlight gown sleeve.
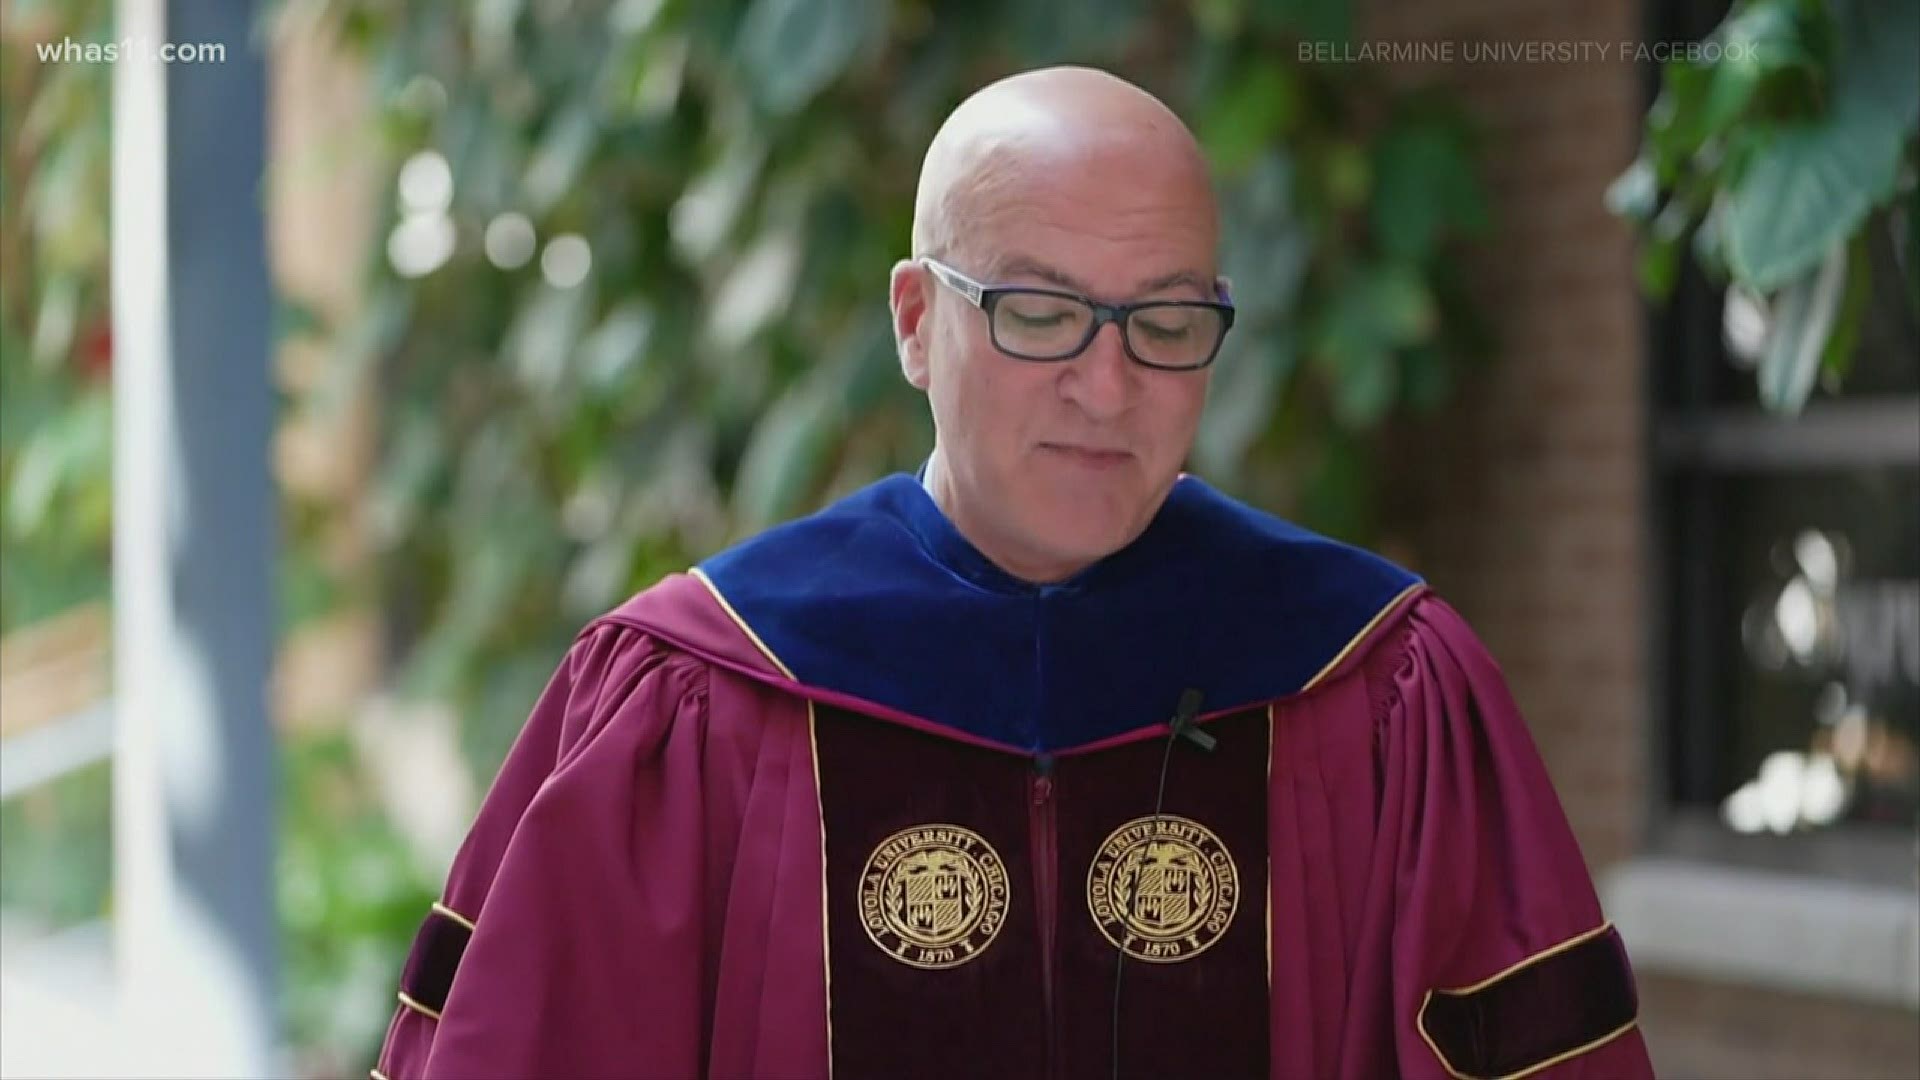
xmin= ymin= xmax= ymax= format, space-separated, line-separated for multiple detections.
xmin=1379 ymin=596 xmax=1654 ymax=1079
xmin=372 ymin=622 xmax=715 ymax=1080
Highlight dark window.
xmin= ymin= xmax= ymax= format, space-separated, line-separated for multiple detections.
xmin=1651 ymin=204 xmax=1920 ymax=841
xmin=1645 ymin=0 xmax=1918 ymax=852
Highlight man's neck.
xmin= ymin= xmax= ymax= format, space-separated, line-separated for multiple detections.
xmin=921 ymin=448 xmax=1092 ymax=584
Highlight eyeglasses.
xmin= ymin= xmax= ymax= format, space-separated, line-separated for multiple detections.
xmin=923 ymin=258 xmax=1235 ymax=371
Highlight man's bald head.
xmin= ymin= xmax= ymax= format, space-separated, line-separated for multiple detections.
xmin=888 ymin=66 xmax=1224 ymax=584
xmin=910 ymin=66 xmax=1217 ymax=264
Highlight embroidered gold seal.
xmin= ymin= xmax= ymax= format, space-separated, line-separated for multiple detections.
xmin=1087 ymin=814 xmax=1239 ymax=963
xmin=859 ymin=824 xmax=1009 ymax=969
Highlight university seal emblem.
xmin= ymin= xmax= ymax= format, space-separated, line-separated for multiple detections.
xmin=1087 ymin=814 xmax=1239 ymax=963
xmin=859 ymin=823 xmax=1009 ymax=970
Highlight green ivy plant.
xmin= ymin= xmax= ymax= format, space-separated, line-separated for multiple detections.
xmin=1609 ymin=0 xmax=1920 ymax=412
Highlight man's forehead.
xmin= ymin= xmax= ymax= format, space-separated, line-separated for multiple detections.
xmin=980 ymin=253 xmax=1212 ymax=297
xmin=951 ymin=154 xmax=1218 ymax=287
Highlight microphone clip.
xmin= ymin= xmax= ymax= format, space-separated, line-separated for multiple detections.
xmin=1168 ymin=688 xmax=1215 ymax=752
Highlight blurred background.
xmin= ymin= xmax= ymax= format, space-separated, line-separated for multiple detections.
xmin=0 ymin=0 xmax=1914 ymax=1076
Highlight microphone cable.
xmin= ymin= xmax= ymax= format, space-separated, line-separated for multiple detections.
xmin=1109 ymin=689 xmax=1211 ymax=1080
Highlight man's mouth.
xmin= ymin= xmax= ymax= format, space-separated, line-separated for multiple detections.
xmin=1039 ymin=442 xmax=1133 ymax=468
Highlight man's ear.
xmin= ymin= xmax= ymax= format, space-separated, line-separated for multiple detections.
xmin=890 ymin=259 xmax=932 ymax=391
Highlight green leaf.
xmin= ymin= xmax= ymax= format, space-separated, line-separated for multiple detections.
xmin=1323 ymin=142 xmax=1370 ymax=211
xmin=1195 ymin=334 xmax=1289 ymax=479
xmin=506 ymin=285 xmax=591 ymax=399
xmin=1329 ymin=344 xmax=1398 ymax=429
xmin=735 ymin=0 xmax=878 ymax=116
xmin=1321 ymin=263 xmax=1436 ymax=352
xmin=1371 ymin=121 xmax=1487 ymax=264
xmin=1818 ymin=234 xmax=1872 ymax=385
xmin=31 ymin=273 xmax=80 ymax=366
xmin=1699 ymin=0 xmax=1814 ymax=135
xmin=1253 ymin=0 xmax=1351 ymax=44
xmin=1311 ymin=262 xmax=1436 ymax=429
xmin=367 ymin=406 xmax=444 ymax=546
xmin=1400 ymin=344 xmax=1452 ymax=414
xmin=1721 ymin=115 xmax=1904 ymax=291
xmin=321 ymin=288 xmax=408 ymax=419
xmin=3 ymin=388 xmax=108 ymax=538
xmin=523 ymin=103 xmax=599 ymax=214
xmin=1723 ymin=0 xmax=1920 ymax=291
xmin=1191 ymin=0 xmax=1245 ymax=38
xmin=0 ymin=761 xmax=113 ymax=924
xmin=1637 ymin=230 xmax=1686 ymax=299
xmin=1299 ymin=432 xmax=1373 ymax=541
xmin=1606 ymin=157 xmax=1659 ymax=223
xmin=578 ymin=300 xmax=655 ymax=392
xmin=1646 ymin=55 xmax=1718 ymax=169
xmin=472 ymin=0 xmax=526 ymax=71
xmin=1691 ymin=200 xmax=1728 ymax=278
xmin=1832 ymin=0 xmax=1920 ymax=125
xmin=1198 ymin=65 xmax=1299 ymax=176
xmin=730 ymin=370 xmax=846 ymax=529
xmin=274 ymin=297 xmax=329 ymax=344
xmin=6 ymin=430 xmax=65 ymax=537
xmin=1757 ymin=242 xmax=1847 ymax=413
xmin=1003 ymin=0 xmax=1148 ymax=60
xmin=1905 ymin=180 xmax=1920 ymax=314
xmin=1216 ymin=152 xmax=1309 ymax=323
xmin=669 ymin=138 xmax=768 ymax=265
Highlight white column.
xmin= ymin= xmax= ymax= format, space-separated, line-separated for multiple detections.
xmin=111 ymin=0 xmax=279 ymax=1074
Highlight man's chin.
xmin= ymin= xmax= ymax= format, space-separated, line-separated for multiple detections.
xmin=1033 ymin=480 xmax=1165 ymax=539
xmin=1027 ymin=518 xmax=1143 ymax=572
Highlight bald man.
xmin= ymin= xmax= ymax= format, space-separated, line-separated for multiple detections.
xmin=374 ymin=67 xmax=1652 ymax=1080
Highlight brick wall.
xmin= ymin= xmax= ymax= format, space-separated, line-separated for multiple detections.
xmin=1358 ymin=0 xmax=1920 ymax=1075
xmin=1362 ymin=0 xmax=1650 ymax=872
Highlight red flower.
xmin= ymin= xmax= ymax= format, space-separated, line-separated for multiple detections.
xmin=79 ymin=317 xmax=112 ymax=380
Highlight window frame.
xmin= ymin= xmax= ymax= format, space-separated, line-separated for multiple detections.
xmin=1637 ymin=47 xmax=1920 ymax=887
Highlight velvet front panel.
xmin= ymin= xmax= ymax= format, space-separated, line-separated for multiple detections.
xmin=814 ymin=705 xmax=1047 ymax=1078
xmin=1053 ymin=708 xmax=1272 ymax=1080
xmin=813 ymin=704 xmax=1272 ymax=1079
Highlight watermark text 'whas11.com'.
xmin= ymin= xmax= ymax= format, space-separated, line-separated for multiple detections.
xmin=36 ymin=36 xmax=227 ymax=64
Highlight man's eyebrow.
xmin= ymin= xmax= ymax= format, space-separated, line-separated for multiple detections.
xmin=989 ymin=255 xmax=1210 ymax=297
xmin=990 ymin=255 xmax=1086 ymax=291
xmin=1134 ymin=268 xmax=1209 ymax=295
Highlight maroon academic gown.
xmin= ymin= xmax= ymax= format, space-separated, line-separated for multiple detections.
xmin=374 ymin=572 xmax=1651 ymax=1079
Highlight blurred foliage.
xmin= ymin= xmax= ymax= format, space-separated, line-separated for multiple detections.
xmin=0 ymin=761 xmax=113 ymax=925
xmin=314 ymin=0 xmax=1493 ymax=786
xmin=0 ymin=0 xmax=119 ymax=1008
xmin=1609 ymin=0 xmax=1919 ymax=412
xmin=0 ymin=0 xmax=115 ymax=633
xmin=279 ymin=728 xmax=438 ymax=1078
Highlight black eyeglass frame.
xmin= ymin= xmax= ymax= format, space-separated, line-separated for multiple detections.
xmin=922 ymin=257 xmax=1236 ymax=371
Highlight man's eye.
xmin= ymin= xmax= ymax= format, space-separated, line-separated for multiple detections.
xmin=1137 ymin=318 xmax=1193 ymax=341
xmin=1011 ymin=311 xmax=1070 ymax=328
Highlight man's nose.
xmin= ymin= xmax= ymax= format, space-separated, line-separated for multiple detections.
xmin=1059 ymin=321 xmax=1136 ymax=421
